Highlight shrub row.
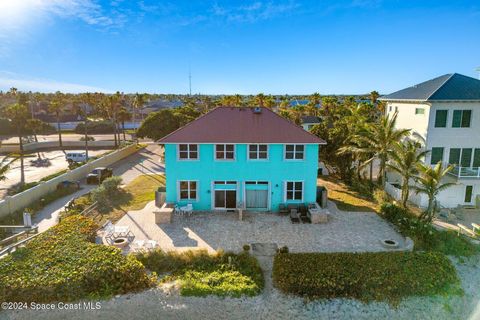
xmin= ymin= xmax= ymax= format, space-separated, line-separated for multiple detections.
xmin=75 ymin=121 xmax=115 ymax=134
xmin=136 ymin=249 xmax=264 ymax=297
xmin=273 ymin=251 xmax=462 ymax=305
xmin=0 ymin=215 xmax=155 ymax=303
xmin=380 ymin=203 xmax=479 ymax=256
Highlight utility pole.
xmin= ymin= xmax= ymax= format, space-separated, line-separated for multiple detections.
xmin=189 ymin=67 xmax=192 ymax=96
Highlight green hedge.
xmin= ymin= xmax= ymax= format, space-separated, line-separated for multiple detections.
xmin=75 ymin=121 xmax=114 ymax=134
xmin=136 ymin=249 xmax=264 ymax=297
xmin=273 ymin=252 xmax=462 ymax=305
xmin=0 ymin=215 xmax=155 ymax=303
xmin=381 ymin=203 xmax=479 ymax=256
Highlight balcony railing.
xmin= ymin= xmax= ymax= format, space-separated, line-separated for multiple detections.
xmin=448 ymin=166 xmax=480 ymax=179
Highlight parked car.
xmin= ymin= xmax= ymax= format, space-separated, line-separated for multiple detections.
xmin=57 ymin=180 xmax=80 ymax=190
xmin=66 ymin=152 xmax=88 ymax=163
xmin=86 ymin=167 xmax=113 ymax=184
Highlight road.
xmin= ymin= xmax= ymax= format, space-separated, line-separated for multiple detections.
xmin=32 ymin=144 xmax=164 ymax=232
xmin=0 ymin=149 xmax=111 ymax=199
xmin=0 ymin=133 xmax=133 ymax=144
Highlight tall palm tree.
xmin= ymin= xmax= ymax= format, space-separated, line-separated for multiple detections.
xmin=132 ymin=93 xmax=145 ymax=138
xmin=117 ymin=107 xmax=131 ymax=142
xmin=27 ymin=118 xmax=45 ymax=159
xmin=254 ymin=93 xmax=266 ymax=107
xmin=2 ymin=104 xmax=29 ymax=186
xmin=48 ymin=91 xmax=65 ymax=150
xmin=348 ymin=112 xmax=410 ymax=188
xmin=370 ymin=90 xmax=380 ymax=104
xmin=411 ymin=162 xmax=455 ymax=222
xmin=387 ymin=140 xmax=429 ymax=208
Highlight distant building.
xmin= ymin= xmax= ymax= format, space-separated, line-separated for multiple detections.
xmin=300 ymin=115 xmax=321 ymax=131
xmin=380 ymin=73 xmax=480 ymax=208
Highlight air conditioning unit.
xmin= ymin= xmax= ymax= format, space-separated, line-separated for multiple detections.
xmin=253 ymin=107 xmax=262 ymax=114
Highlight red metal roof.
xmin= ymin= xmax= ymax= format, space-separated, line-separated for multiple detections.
xmin=158 ymin=107 xmax=326 ymax=144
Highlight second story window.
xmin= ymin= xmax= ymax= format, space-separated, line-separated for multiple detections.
xmin=285 ymin=144 xmax=304 ymax=160
xmin=430 ymin=147 xmax=444 ymax=165
xmin=178 ymin=144 xmax=198 ymax=160
xmin=434 ymin=110 xmax=448 ymax=128
xmin=452 ymin=110 xmax=471 ymax=128
xmin=215 ymin=144 xmax=235 ymax=160
xmin=415 ymin=108 xmax=425 ymax=115
xmin=248 ymin=144 xmax=268 ymax=160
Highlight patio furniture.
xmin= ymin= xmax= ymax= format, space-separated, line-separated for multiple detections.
xmin=279 ymin=204 xmax=289 ymax=216
xmin=180 ymin=204 xmax=193 ymax=217
xmin=130 ymin=240 xmax=145 ymax=252
xmin=145 ymin=240 xmax=157 ymax=250
xmin=290 ymin=209 xmax=300 ymax=223
xmin=472 ymin=223 xmax=479 ymax=235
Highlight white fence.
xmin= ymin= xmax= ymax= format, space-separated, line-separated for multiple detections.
xmin=0 ymin=144 xmax=139 ymax=218
xmin=384 ymin=182 xmax=423 ymax=207
xmin=0 ymin=140 xmax=117 ymax=153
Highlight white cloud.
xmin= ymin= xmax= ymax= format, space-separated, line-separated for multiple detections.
xmin=0 ymin=71 xmax=111 ymax=93
xmin=212 ymin=1 xmax=300 ymax=23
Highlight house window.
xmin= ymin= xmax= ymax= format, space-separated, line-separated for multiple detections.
xmin=449 ymin=148 xmax=461 ymax=165
xmin=178 ymin=144 xmax=198 ymax=160
xmin=248 ymin=144 xmax=268 ymax=159
xmin=215 ymin=144 xmax=235 ymax=160
xmin=465 ymin=185 xmax=473 ymax=203
xmin=473 ymin=149 xmax=480 ymax=167
xmin=452 ymin=110 xmax=471 ymax=128
xmin=285 ymin=181 xmax=303 ymax=201
xmin=430 ymin=147 xmax=444 ymax=165
xmin=460 ymin=148 xmax=473 ymax=167
xmin=415 ymin=108 xmax=425 ymax=115
xmin=179 ymin=181 xmax=197 ymax=200
xmin=434 ymin=110 xmax=448 ymax=127
xmin=285 ymin=144 xmax=305 ymax=160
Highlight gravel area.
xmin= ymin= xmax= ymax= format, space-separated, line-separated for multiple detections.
xmin=2 ymin=255 xmax=479 ymax=320
xmin=112 ymin=200 xmax=407 ymax=253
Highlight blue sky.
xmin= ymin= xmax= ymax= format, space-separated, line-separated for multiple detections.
xmin=0 ymin=0 xmax=479 ymax=94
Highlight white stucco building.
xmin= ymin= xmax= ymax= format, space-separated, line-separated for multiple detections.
xmin=380 ymin=73 xmax=480 ymax=208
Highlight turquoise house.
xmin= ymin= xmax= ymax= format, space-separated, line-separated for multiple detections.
xmin=159 ymin=107 xmax=326 ymax=212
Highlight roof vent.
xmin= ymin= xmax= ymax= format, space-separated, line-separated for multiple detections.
xmin=253 ymin=107 xmax=262 ymax=114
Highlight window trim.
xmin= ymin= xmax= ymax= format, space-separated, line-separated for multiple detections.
xmin=177 ymin=144 xmax=199 ymax=161
xmin=452 ymin=110 xmax=472 ymax=128
xmin=430 ymin=147 xmax=444 ymax=165
xmin=247 ymin=144 xmax=269 ymax=160
xmin=214 ymin=144 xmax=236 ymax=161
xmin=284 ymin=144 xmax=305 ymax=161
xmin=177 ymin=180 xmax=199 ymax=201
xmin=434 ymin=110 xmax=448 ymax=128
xmin=284 ymin=181 xmax=304 ymax=202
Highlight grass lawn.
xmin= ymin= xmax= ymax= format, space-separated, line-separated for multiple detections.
xmin=318 ymin=176 xmax=378 ymax=212
xmin=273 ymin=251 xmax=462 ymax=305
xmin=62 ymin=174 xmax=164 ymax=225
xmin=136 ymin=249 xmax=264 ymax=297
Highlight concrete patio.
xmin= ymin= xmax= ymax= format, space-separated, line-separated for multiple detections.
xmin=106 ymin=200 xmax=409 ymax=253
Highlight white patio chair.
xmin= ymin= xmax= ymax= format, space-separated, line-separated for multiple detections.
xmin=103 ymin=221 xmax=115 ymax=243
xmin=145 ymin=240 xmax=157 ymax=250
xmin=114 ymin=225 xmax=130 ymax=238
xmin=131 ymin=240 xmax=145 ymax=252
xmin=181 ymin=204 xmax=193 ymax=217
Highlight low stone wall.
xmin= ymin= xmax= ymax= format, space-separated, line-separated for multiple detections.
xmin=0 ymin=140 xmax=117 ymax=153
xmin=0 ymin=144 xmax=139 ymax=219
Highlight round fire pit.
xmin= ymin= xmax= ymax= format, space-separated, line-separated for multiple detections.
xmin=112 ymin=237 xmax=128 ymax=248
xmin=381 ymin=239 xmax=399 ymax=249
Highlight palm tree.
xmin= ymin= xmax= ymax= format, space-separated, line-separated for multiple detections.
xmin=48 ymin=91 xmax=65 ymax=150
xmin=27 ymin=118 xmax=45 ymax=159
xmin=348 ymin=111 xmax=410 ymax=188
xmin=370 ymin=90 xmax=380 ymax=104
xmin=387 ymin=140 xmax=429 ymax=208
xmin=411 ymin=162 xmax=455 ymax=222
xmin=117 ymin=107 xmax=131 ymax=142
xmin=2 ymin=104 xmax=29 ymax=186
xmin=132 ymin=93 xmax=145 ymax=138
xmin=254 ymin=93 xmax=266 ymax=107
